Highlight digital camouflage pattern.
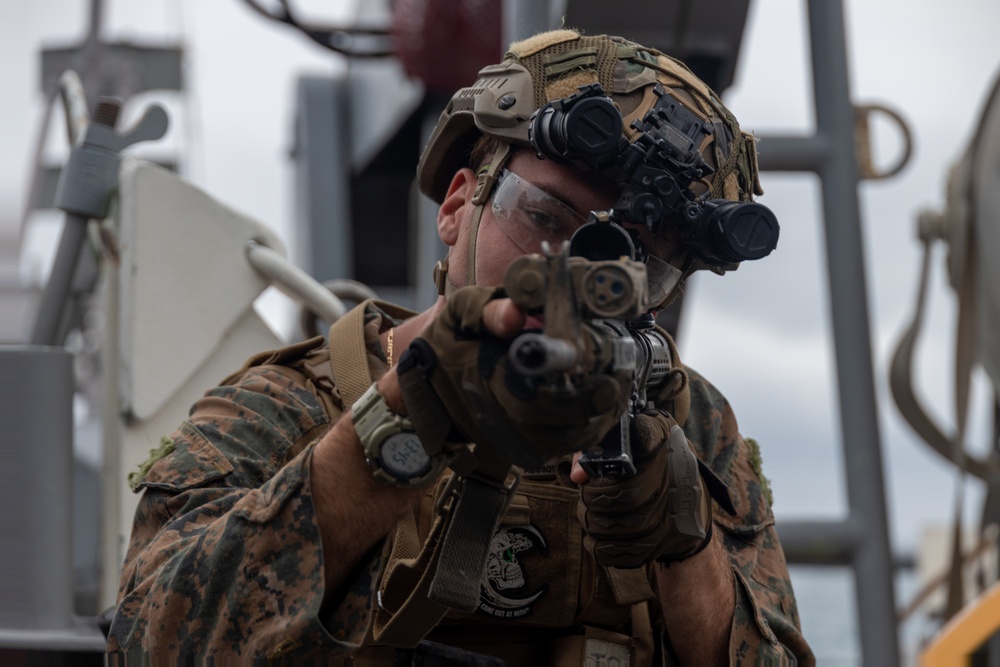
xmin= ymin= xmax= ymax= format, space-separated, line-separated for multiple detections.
xmin=108 ymin=304 xmax=813 ymax=664
xmin=683 ymin=368 xmax=814 ymax=665
xmin=108 ymin=307 xmax=396 ymax=660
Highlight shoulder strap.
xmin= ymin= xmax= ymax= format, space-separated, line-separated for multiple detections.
xmin=327 ymin=302 xmax=374 ymax=409
xmin=327 ymin=299 xmax=417 ymax=408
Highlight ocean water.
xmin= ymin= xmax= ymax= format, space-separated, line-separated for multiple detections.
xmin=791 ymin=566 xmax=924 ymax=666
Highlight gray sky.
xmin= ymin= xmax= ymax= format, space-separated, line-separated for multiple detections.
xmin=5 ymin=0 xmax=1000 ymax=654
xmin=695 ymin=0 xmax=1000 ymax=547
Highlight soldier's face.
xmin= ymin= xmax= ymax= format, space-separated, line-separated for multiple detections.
xmin=438 ymin=148 xmax=680 ymax=290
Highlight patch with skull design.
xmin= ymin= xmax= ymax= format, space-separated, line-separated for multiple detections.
xmin=477 ymin=524 xmax=549 ymax=619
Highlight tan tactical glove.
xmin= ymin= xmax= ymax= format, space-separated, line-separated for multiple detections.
xmin=397 ymin=285 xmax=629 ymax=469
xmin=578 ymin=410 xmax=712 ymax=569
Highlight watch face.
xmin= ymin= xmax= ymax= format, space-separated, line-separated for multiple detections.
xmin=381 ymin=432 xmax=430 ymax=479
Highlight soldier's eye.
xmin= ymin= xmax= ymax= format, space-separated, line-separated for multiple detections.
xmin=527 ymin=208 xmax=559 ymax=230
xmin=503 ymin=548 xmax=514 ymax=562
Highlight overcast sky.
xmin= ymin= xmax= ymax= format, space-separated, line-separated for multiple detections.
xmin=5 ymin=0 xmax=1000 ymax=656
xmin=708 ymin=0 xmax=1000 ymax=544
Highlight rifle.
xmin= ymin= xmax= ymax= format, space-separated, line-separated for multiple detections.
xmin=503 ymin=230 xmax=674 ymax=478
xmin=501 ymin=81 xmax=784 ymax=476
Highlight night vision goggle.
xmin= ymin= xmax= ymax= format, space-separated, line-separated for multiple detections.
xmin=528 ymin=82 xmax=780 ymax=269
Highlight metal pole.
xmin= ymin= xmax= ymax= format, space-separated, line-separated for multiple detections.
xmin=87 ymin=0 xmax=103 ymax=43
xmin=776 ymin=518 xmax=863 ymax=565
xmin=754 ymin=135 xmax=829 ymax=173
xmin=294 ymin=76 xmax=352 ymax=286
xmin=30 ymin=213 xmax=90 ymax=346
xmin=0 ymin=348 xmax=103 ymax=649
xmin=807 ymin=0 xmax=899 ymax=663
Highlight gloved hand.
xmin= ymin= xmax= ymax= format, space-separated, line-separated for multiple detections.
xmin=397 ymin=285 xmax=629 ymax=468
xmin=578 ymin=410 xmax=712 ymax=569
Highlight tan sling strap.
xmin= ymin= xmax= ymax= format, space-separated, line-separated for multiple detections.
xmin=371 ymin=504 xmax=452 ymax=647
xmin=327 ymin=301 xmax=374 ymax=408
xmin=373 ymin=448 xmax=518 ymax=648
xmin=320 ymin=299 xmax=456 ymax=646
xmin=327 ymin=299 xmax=416 ymax=408
xmin=323 ymin=300 xmax=518 ymax=647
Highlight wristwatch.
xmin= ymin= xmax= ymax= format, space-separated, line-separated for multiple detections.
xmin=352 ymin=382 xmax=444 ymax=486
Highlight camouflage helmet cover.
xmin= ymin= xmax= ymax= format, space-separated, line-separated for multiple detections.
xmin=417 ymin=29 xmax=763 ymax=209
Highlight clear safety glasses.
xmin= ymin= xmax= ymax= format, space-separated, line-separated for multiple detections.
xmin=490 ymin=169 xmax=684 ymax=307
xmin=490 ymin=169 xmax=589 ymax=254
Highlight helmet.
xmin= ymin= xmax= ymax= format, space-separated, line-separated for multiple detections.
xmin=417 ymin=29 xmax=773 ymax=300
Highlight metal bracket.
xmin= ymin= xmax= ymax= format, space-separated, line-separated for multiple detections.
xmin=55 ymin=96 xmax=169 ymax=220
xmin=32 ymin=83 xmax=170 ymax=346
xmin=854 ymin=103 xmax=913 ymax=180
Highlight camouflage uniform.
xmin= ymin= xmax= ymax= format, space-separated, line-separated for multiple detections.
xmin=108 ymin=304 xmax=814 ymax=664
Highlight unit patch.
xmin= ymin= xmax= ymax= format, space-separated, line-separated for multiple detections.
xmin=478 ymin=524 xmax=549 ymax=619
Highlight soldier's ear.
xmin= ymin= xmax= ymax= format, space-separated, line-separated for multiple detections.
xmin=437 ymin=168 xmax=477 ymax=246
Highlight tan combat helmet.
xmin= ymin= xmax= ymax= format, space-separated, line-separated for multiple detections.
xmin=418 ymin=29 xmax=771 ymax=303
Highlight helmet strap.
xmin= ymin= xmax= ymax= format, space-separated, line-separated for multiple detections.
xmin=465 ymin=204 xmax=485 ymax=289
xmin=471 ymin=141 xmax=511 ymax=206
xmin=464 ymin=142 xmax=511 ymax=288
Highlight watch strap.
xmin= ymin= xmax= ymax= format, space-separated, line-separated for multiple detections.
xmin=352 ymin=382 xmax=444 ymax=487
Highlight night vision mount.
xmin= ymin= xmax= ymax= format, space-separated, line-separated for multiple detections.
xmin=528 ymin=83 xmax=779 ymax=268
